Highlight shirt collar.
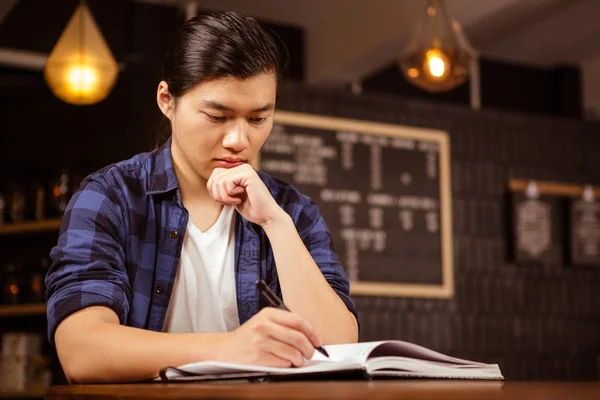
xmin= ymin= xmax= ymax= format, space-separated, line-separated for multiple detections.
xmin=147 ymin=136 xmax=180 ymax=196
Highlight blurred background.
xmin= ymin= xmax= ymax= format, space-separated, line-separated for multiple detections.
xmin=0 ymin=0 xmax=599 ymax=396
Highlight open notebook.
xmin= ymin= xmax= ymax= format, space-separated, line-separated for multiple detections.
xmin=157 ymin=340 xmax=504 ymax=381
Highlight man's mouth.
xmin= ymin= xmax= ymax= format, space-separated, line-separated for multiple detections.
xmin=215 ymin=158 xmax=246 ymax=168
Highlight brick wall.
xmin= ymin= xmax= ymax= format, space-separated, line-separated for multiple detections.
xmin=277 ymin=83 xmax=600 ymax=381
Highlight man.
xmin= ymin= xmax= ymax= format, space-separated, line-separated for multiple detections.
xmin=46 ymin=12 xmax=358 ymax=383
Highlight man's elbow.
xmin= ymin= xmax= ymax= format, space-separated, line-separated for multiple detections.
xmin=56 ymin=338 xmax=104 ymax=384
xmin=54 ymin=307 xmax=119 ymax=384
xmin=346 ymin=311 xmax=359 ymax=343
xmin=329 ymin=311 xmax=359 ymax=344
xmin=62 ymin=359 xmax=93 ymax=384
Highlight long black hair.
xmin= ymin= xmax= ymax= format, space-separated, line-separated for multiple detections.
xmin=156 ymin=12 xmax=286 ymax=146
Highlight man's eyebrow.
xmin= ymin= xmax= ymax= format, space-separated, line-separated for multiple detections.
xmin=251 ymin=103 xmax=275 ymax=112
xmin=200 ymin=100 xmax=274 ymax=113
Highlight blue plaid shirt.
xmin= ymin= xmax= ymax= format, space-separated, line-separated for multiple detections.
xmin=45 ymin=138 xmax=358 ymax=345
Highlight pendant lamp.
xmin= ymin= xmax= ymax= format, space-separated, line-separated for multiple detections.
xmin=44 ymin=1 xmax=118 ymax=105
xmin=398 ymin=0 xmax=474 ymax=93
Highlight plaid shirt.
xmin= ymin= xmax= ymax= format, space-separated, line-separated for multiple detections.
xmin=45 ymin=137 xmax=358 ymax=345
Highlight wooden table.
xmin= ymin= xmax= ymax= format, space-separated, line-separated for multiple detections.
xmin=45 ymin=381 xmax=600 ymax=400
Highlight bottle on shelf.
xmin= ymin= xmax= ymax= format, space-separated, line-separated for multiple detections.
xmin=48 ymin=169 xmax=71 ymax=217
xmin=8 ymin=183 xmax=26 ymax=223
xmin=28 ymin=179 xmax=47 ymax=222
xmin=28 ymin=257 xmax=50 ymax=303
xmin=2 ymin=261 xmax=22 ymax=305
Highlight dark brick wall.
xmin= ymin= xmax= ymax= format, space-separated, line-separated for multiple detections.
xmin=276 ymin=83 xmax=600 ymax=381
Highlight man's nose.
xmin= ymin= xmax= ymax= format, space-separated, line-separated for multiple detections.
xmin=222 ymin=120 xmax=250 ymax=152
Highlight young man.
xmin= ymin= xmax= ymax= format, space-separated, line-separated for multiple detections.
xmin=46 ymin=12 xmax=358 ymax=383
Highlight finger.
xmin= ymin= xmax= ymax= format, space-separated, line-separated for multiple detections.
xmin=225 ymin=182 xmax=244 ymax=205
xmin=228 ymin=185 xmax=246 ymax=196
xmin=207 ymin=174 xmax=218 ymax=200
xmin=220 ymin=167 xmax=252 ymax=189
xmin=208 ymin=178 xmax=224 ymax=203
xmin=207 ymin=168 xmax=227 ymax=197
xmin=254 ymin=312 xmax=315 ymax=360
xmin=255 ymin=351 xmax=293 ymax=368
xmin=226 ymin=180 xmax=245 ymax=196
xmin=265 ymin=308 xmax=323 ymax=349
xmin=206 ymin=176 xmax=213 ymax=198
xmin=217 ymin=180 xmax=240 ymax=205
xmin=260 ymin=338 xmax=306 ymax=367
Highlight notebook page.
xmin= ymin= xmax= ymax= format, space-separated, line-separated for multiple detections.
xmin=367 ymin=341 xmax=486 ymax=365
xmin=313 ymin=341 xmax=384 ymax=364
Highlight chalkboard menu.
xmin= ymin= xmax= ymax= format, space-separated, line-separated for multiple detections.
xmin=570 ymin=199 xmax=600 ymax=267
xmin=260 ymin=111 xmax=453 ymax=298
xmin=511 ymin=192 xmax=563 ymax=266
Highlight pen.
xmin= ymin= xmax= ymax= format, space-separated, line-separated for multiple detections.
xmin=255 ymin=279 xmax=330 ymax=359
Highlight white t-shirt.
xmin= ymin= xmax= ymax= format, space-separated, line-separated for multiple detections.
xmin=163 ymin=205 xmax=240 ymax=333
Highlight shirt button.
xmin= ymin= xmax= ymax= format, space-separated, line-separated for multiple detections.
xmin=169 ymin=230 xmax=179 ymax=239
xmin=156 ymin=284 xmax=165 ymax=294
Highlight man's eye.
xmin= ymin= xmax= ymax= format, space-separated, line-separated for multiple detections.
xmin=207 ymin=114 xmax=227 ymax=122
xmin=249 ymin=117 xmax=266 ymax=124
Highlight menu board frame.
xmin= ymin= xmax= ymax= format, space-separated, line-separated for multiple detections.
xmin=258 ymin=110 xmax=454 ymax=299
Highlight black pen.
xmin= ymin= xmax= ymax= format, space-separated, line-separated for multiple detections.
xmin=255 ymin=279 xmax=330 ymax=359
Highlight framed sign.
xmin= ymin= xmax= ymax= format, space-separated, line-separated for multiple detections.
xmin=259 ymin=111 xmax=454 ymax=298
xmin=508 ymin=179 xmax=591 ymax=267
xmin=511 ymin=192 xmax=559 ymax=265
xmin=570 ymin=199 xmax=600 ymax=267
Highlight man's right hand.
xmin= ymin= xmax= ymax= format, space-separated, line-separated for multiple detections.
xmin=214 ymin=307 xmax=323 ymax=368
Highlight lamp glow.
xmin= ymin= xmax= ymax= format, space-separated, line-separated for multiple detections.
xmin=44 ymin=2 xmax=118 ymax=105
xmin=67 ymin=64 xmax=98 ymax=95
xmin=425 ymin=49 xmax=449 ymax=79
xmin=398 ymin=0 xmax=474 ymax=93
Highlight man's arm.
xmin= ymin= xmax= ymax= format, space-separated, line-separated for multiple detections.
xmin=56 ymin=305 xmax=324 ymax=383
xmin=262 ymin=212 xmax=359 ymax=345
xmin=206 ymin=166 xmax=359 ymax=345
xmin=55 ymin=306 xmax=225 ymax=383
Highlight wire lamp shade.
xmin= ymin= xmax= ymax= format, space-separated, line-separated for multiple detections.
xmin=44 ymin=2 xmax=118 ymax=105
xmin=398 ymin=0 xmax=474 ymax=93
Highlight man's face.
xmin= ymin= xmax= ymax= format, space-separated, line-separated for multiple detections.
xmin=167 ymin=73 xmax=277 ymax=181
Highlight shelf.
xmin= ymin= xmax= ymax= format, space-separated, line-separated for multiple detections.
xmin=0 ymin=390 xmax=47 ymax=398
xmin=0 ymin=304 xmax=46 ymax=318
xmin=0 ymin=219 xmax=62 ymax=236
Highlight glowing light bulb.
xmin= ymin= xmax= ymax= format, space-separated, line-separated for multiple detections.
xmin=424 ymin=49 xmax=449 ymax=80
xmin=67 ymin=64 xmax=98 ymax=95
xmin=428 ymin=55 xmax=445 ymax=77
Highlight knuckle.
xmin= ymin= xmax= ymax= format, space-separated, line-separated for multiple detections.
xmin=259 ymin=308 xmax=273 ymax=319
xmin=291 ymin=316 xmax=305 ymax=330
xmin=293 ymin=351 xmax=304 ymax=367
xmin=259 ymin=307 xmax=270 ymax=315
xmin=292 ymin=333 xmax=306 ymax=348
xmin=252 ymin=321 xmax=268 ymax=334
xmin=250 ymin=335 xmax=262 ymax=347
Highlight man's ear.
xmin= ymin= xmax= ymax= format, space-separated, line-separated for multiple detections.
xmin=157 ymin=81 xmax=174 ymax=119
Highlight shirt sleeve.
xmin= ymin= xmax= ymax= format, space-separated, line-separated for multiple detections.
xmin=297 ymin=200 xmax=361 ymax=332
xmin=45 ymin=175 xmax=132 ymax=347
